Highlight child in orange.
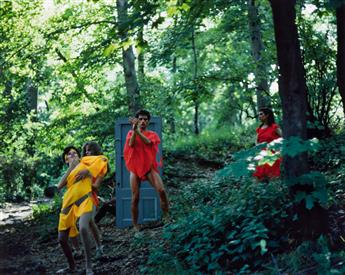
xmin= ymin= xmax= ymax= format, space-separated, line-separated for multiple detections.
xmin=57 ymin=146 xmax=108 ymax=274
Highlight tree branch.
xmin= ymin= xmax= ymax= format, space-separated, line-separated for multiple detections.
xmin=46 ymin=19 xmax=116 ymax=38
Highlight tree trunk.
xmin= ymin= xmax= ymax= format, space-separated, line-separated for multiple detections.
xmin=247 ymin=0 xmax=271 ymax=109
xmin=194 ymin=101 xmax=199 ymax=135
xmin=168 ymin=55 xmax=177 ymax=134
xmin=26 ymin=79 xmax=38 ymax=113
xmin=270 ymin=0 xmax=327 ymax=238
xmin=138 ymin=27 xmax=145 ymax=84
xmin=117 ymin=0 xmax=141 ymax=114
xmin=336 ymin=4 xmax=345 ymax=117
xmin=192 ymin=28 xmax=199 ymax=135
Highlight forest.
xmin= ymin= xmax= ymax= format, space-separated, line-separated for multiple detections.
xmin=0 ymin=0 xmax=345 ymax=274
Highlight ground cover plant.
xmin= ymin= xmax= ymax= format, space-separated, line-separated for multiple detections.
xmin=142 ymin=130 xmax=345 ymax=274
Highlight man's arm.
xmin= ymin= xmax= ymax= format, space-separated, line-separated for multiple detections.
xmin=128 ymin=118 xmax=139 ymax=147
xmin=129 ymin=130 xmax=137 ymax=147
xmin=135 ymin=128 xmax=152 ymax=145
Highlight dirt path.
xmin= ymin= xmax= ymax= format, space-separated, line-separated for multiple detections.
xmin=0 ymin=153 xmax=220 ymax=274
xmin=0 ymin=202 xmax=34 ymax=226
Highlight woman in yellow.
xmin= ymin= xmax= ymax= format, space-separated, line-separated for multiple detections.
xmin=57 ymin=146 xmax=108 ymax=275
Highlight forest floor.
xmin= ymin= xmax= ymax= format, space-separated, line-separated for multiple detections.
xmin=0 ymin=152 xmax=223 ymax=275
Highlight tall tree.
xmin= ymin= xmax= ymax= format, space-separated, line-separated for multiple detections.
xmin=270 ymin=0 xmax=308 ymax=176
xmin=137 ymin=27 xmax=145 ymax=84
xmin=247 ymin=0 xmax=271 ymax=109
xmin=117 ymin=0 xmax=141 ymax=114
xmin=270 ymin=0 xmax=327 ymax=237
xmin=336 ymin=2 xmax=345 ymax=117
xmin=191 ymin=27 xmax=200 ymax=135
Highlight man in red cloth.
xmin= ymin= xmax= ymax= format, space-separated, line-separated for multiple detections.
xmin=124 ymin=110 xmax=169 ymax=230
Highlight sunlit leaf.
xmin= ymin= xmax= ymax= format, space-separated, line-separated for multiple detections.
xmin=181 ymin=3 xmax=190 ymax=12
xmin=167 ymin=6 xmax=178 ymax=17
xmin=103 ymin=43 xmax=119 ymax=56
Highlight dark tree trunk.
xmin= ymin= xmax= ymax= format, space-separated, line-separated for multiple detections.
xmin=336 ymin=4 xmax=345 ymax=117
xmin=192 ymin=28 xmax=199 ymax=135
xmin=270 ymin=0 xmax=308 ymax=177
xmin=138 ymin=27 xmax=145 ymax=84
xmin=3 ymin=81 xmax=14 ymax=115
xmin=26 ymin=79 xmax=38 ymax=113
xmin=117 ymin=0 xmax=141 ymax=114
xmin=270 ymin=0 xmax=327 ymax=238
xmin=194 ymin=101 xmax=199 ymax=135
xmin=247 ymin=0 xmax=271 ymax=109
xmin=168 ymin=56 xmax=177 ymax=134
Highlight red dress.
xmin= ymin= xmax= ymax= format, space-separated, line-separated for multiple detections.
xmin=253 ymin=123 xmax=282 ymax=181
xmin=124 ymin=130 xmax=161 ymax=180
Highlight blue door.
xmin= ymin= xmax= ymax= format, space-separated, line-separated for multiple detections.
xmin=115 ymin=117 xmax=162 ymax=228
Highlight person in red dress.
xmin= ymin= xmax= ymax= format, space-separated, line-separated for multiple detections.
xmin=124 ymin=109 xmax=169 ymax=231
xmin=253 ymin=108 xmax=282 ymax=181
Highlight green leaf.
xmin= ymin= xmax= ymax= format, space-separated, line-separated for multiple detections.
xmin=180 ymin=3 xmax=190 ymax=12
xmin=305 ymin=195 xmax=314 ymax=210
xmin=62 ymin=8 xmax=73 ymax=20
xmin=295 ymin=191 xmax=306 ymax=202
xmin=282 ymin=136 xmax=307 ymax=157
xmin=312 ymin=189 xmax=328 ymax=204
xmin=259 ymin=239 xmax=268 ymax=255
xmin=217 ymin=161 xmax=251 ymax=178
xmin=167 ymin=6 xmax=178 ymax=17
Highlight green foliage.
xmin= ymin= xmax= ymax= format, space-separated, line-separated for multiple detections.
xmin=218 ymin=136 xmax=322 ymax=179
xmin=266 ymin=236 xmax=345 ymax=274
xmin=143 ymin=176 xmax=291 ymax=273
xmin=299 ymin=4 xmax=341 ymax=131
xmin=310 ymin=131 xmax=345 ymax=171
xmin=32 ymin=194 xmax=62 ymax=220
xmin=32 ymin=203 xmax=52 ymax=219
xmin=143 ymin=131 xmax=345 ymax=273
xmin=309 ymin=131 xmax=345 ymax=206
xmin=166 ymin=125 xmax=255 ymax=161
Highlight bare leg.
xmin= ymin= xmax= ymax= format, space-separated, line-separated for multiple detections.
xmin=70 ymin=236 xmax=80 ymax=251
xmin=79 ymin=211 xmax=93 ymax=272
xmin=130 ymin=172 xmax=140 ymax=230
xmin=58 ymin=229 xmax=75 ymax=270
xmin=146 ymin=170 xmax=169 ymax=214
xmin=89 ymin=206 xmax=102 ymax=248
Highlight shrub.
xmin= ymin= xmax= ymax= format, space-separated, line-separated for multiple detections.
xmin=267 ymin=236 xmax=345 ymax=274
xmin=32 ymin=194 xmax=62 ymax=220
xmin=143 ymin=177 xmax=291 ymax=273
xmin=164 ymin=125 xmax=255 ymax=161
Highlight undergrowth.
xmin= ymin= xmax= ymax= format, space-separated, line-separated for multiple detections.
xmin=164 ymin=125 xmax=255 ymax=160
xmin=142 ymin=129 xmax=345 ymax=274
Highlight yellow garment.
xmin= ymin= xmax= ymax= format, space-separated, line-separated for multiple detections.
xmin=58 ymin=155 xmax=108 ymax=237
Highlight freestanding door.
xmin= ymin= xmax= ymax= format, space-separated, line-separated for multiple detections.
xmin=115 ymin=117 xmax=162 ymax=228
